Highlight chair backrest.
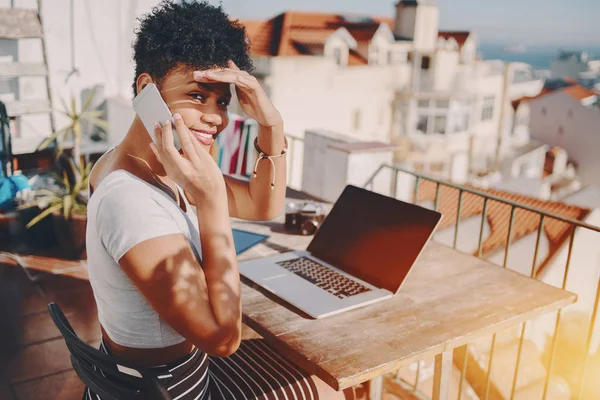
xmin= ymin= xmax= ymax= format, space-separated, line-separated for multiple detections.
xmin=47 ymin=302 xmax=172 ymax=400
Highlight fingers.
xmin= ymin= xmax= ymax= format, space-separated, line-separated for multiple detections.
xmin=194 ymin=69 xmax=239 ymax=84
xmin=173 ymin=113 xmax=198 ymax=161
xmin=159 ymin=118 xmax=180 ymax=159
xmin=228 ymin=60 xmax=241 ymax=71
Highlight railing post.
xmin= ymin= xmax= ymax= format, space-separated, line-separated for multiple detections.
xmin=433 ymin=351 xmax=453 ymax=400
xmin=542 ymin=228 xmax=576 ymax=399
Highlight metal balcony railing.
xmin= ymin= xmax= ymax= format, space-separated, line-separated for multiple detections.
xmin=364 ymin=164 xmax=600 ymax=400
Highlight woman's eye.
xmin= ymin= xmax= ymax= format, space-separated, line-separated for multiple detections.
xmin=189 ymin=93 xmax=206 ymax=102
xmin=219 ymin=100 xmax=231 ymax=107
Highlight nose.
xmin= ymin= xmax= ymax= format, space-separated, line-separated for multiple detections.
xmin=201 ymin=110 xmax=223 ymax=128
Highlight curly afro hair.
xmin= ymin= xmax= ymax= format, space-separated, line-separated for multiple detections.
xmin=132 ymin=0 xmax=253 ymax=95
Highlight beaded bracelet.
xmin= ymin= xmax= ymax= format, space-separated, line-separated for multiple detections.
xmin=252 ymin=136 xmax=288 ymax=190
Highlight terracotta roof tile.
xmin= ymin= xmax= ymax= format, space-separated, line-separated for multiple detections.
xmin=438 ymin=31 xmax=471 ymax=50
xmin=240 ymin=11 xmax=391 ymax=61
xmin=348 ymin=49 xmax=368 ymax=66
xmin=563 ymin=85 xmax=597 ymax=101
xmin=416 ymin=179 xmax=590 ymax=276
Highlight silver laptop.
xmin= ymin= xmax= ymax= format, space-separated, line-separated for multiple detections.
xmin=239 ymin=185 xmax=442 ymax=318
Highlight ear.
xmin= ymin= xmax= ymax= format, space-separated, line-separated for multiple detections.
xmin=136 ymin=73 xmax=154 ymax=95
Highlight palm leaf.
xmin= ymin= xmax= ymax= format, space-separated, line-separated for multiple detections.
xmin=81 ymin=88 xmax=96 ymax=113
xmin=59 ymin=96 xmax=70 ymax=115
xmin=26 ymin=203 xmax=62 ymax=228
xmin=37 ymin=126 xmax=70 ymax=151
xmin=71 ymin=96 xmax=77 ymax=118
xmin=89 ymin=117 xmax=109 ymax=131
xmin=81 ymin=110 xmax=104 ymax=119
xmin=63 ymin=194 xmax=73 ymax=219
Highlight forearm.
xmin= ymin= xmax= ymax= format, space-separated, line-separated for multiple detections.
xmin=195 ymin=194 xmax=240 ymax=331
xmin=248 ymin=120 xmax=287 ymax=219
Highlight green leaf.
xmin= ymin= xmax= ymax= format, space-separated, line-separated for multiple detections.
xmin=90 ymin=117 xmax=109 ymax=131
xmin=26 ymin=203 xmax=62 ymax=229
xmin=71 ymin=96 xmax=77 ymax=117
xmin=81 ymin=88 xmax=96 ymax=113
xmin=81 ymin=110 xmax=104 ymax=119
xmin=60 ymin=96 xmax=70 ymax=115
xmin=63 ymin=195 xmax=73 ymax=219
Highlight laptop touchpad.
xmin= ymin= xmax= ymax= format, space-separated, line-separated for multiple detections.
xmin=239 ymin=262 xmax=288 ymax=281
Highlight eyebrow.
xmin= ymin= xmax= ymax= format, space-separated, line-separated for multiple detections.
xmin=185 ymin=80 xmax=232 ymax=96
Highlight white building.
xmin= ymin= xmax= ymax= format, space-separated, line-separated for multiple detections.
xmin=523 ymin=84 xmax=600 ymax=187
xmin=241 ymin=0 xmax=544 ymax=187
xmin=0 ymin=0 xmax=168 ymax=156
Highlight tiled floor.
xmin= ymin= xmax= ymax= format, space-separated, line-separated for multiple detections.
xmin=0 ymin=261 xmax=96 ymax=400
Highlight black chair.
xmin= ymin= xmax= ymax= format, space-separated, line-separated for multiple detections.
xmin=47 ymin=302 xmax=172 ymax=400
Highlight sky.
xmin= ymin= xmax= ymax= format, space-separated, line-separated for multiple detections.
xmin=208 ymin=0 xmax=600 ymax=48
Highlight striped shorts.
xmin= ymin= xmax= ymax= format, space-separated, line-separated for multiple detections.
xmin=86 ymin=339 xmax=319 ymax=399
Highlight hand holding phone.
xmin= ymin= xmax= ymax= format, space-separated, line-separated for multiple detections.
xmin=132 ymin=83 xmax=181 ymax=150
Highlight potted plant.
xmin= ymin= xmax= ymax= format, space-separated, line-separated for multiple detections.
xmin=18 ymin=89 xmax=107 ymax=259
xmin=18 ymin=159 xmax=91 ymax=258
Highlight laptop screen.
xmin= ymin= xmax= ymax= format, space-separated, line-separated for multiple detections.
xmin=307 ymin=185 xmax=442 ymax=294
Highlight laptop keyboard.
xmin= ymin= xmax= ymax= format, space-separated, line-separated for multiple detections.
xmin=276 ymin=257 xmax=372 ymax=299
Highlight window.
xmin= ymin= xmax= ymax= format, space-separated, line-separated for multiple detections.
xmin=333 ymin=47 xmax=342 ymax=66
xmin=417 ymin=115 xmax=429 ymax=133
xmin=481 ymin=96 xmax=495 ymax=121
xmin=421 ymin=56 xmax=431 ymax=70
xmin=434 ymin=100 xmax=450 ymax=109
xmin=352 ymin=110 xmax=362 ymax=131
xmin=418 ymin=100 xmax=430 ymax=108
xmin=434 ymin=116 xmax=447 ymax=134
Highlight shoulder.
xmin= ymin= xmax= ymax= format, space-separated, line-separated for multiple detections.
xmin=91 ymin=170 xmax=175 ymax=221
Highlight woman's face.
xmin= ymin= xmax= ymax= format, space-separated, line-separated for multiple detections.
xmin=154 ymin=67 xmax=232 ymax=151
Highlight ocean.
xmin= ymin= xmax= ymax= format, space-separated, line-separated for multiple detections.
xmin=479 ymin=43 xmax=600 ymax=70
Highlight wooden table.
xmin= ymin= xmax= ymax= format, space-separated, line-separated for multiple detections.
xmin=232 ymin=218 xmax=576 ymax=399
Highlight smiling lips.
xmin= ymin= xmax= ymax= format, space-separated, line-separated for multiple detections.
xmin=190 ymin=129 xmax=216 ymax=146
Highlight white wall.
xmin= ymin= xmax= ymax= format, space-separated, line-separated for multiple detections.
xmin=460 ymin=35 xmax=477 ymax=64
xmin=268 ymin=56 xmax=397 ymax=143
xmin=529 ymin=92 xmax=600 ymax=186
xmin=507 ymin=63 xmax=544 ymax=101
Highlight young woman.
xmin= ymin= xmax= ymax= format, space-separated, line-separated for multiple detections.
xmin=86 ymin=1 xmax=346 ymax=399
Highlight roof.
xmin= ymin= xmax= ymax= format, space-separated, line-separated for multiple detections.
xmin=438 ymin=31 xmax=472 ymax=50
xmin=239 ymin=11 xmax=394 ymax=64
xmin=416 ymin=179 xmax=590 ymax=277
xmin=512 ymin=83 xmax=595 ymax=109
xmin=563 ymin=85 xmax=597 ymax=101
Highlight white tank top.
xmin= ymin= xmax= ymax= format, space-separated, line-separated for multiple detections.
xmin=86 ymin=169 xmax=202 ymax=348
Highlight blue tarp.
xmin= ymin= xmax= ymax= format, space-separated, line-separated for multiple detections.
xmin=0 ymin=174 xmax=30 ymax=211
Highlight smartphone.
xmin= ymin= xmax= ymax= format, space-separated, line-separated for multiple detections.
xmin=132 ymin=83 xmax=181 ymax=150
